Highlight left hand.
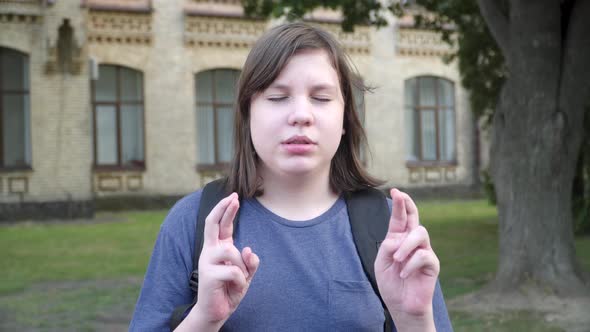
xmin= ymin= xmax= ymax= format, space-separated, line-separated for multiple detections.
xmin=375 ymin=188 xmax=439 ymax=327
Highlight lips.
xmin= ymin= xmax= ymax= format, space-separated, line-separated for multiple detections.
xmin=282 ymin=135 xmax=316 ymax=145
xmin=281 ymin=135 xmax=316 ymax=155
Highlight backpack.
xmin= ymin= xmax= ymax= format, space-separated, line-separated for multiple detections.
xmin=170 ymin=178 xmax=395 ymax=331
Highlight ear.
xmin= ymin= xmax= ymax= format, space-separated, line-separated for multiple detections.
xmin=342 ymin=128 xmax=346 ymax=135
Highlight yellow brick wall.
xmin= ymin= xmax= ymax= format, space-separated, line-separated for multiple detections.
xmin=0 ymin=0 xmax=480 ymax=207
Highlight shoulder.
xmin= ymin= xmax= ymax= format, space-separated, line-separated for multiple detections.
xmin=158 ymin=190 xmax=203 ymax=243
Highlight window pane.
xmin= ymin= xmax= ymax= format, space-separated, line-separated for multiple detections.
xmin=196 ymin=71 xmax=213 ymax=104
xmin=197 ymin=105 xmax=215 ymax=164
xmin=96 ymin=105 xmax=118 ymax=165
xmin=95 ymin=66 xmax=117 ymax=102
xmin=421 ymin=110 xmax=437 ymax=160
xmin=438 ymin=79 xmax=454 ymax=107
xmin=214 ymin=70 xmax=238 ymax=104
xmin=418 ymin=77 xmax=436 ymax=107
xmin=2 ymin=94 xmax=28 ymax=167
xmin=440 ymin=108 xmax=455 ymax=161
xmin=120 ymin=68 xmax=143 ymax=102
xmin=404 ymin=78 xmax=416 ymax=108
xmin=216 ymin=106 xmax=234 ymax=163
xmin=121 ymin=105 xmax=144 ymax=166
xmin=438 ymin=108 xmax=447 ymax=161
xmin=1 ymin=49 xmax=28 ymax=91
xmin=405 ymin=107 xmax=419 ymax=161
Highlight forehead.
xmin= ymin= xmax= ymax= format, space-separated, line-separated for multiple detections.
xmin=270 ymin=49 xmax=340 ymax=87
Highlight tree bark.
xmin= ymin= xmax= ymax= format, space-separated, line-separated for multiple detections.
xmin=486 ymin=0 xmax=589 ymax=295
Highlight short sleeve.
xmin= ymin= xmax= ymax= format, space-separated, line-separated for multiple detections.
xmin=129 ymin=191 xmax=202 ymax=331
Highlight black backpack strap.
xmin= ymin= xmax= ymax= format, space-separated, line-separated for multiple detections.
xmin=193 ymin=178 xmax=231 ymax=277
xmin=345 ymin=187 xmax=395 ymax=332
xmin=169 ymin=178 xmax=231 ymax=331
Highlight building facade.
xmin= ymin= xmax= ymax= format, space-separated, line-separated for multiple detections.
xmin=0 ymin=0 xmax=482 ymax=220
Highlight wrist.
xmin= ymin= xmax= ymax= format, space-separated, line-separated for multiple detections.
xmin=389 ymin=309 xmax=435 ymax=332
xmin=177 ymin=304 xmax=224 ymax=332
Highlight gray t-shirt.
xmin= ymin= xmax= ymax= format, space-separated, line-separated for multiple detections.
xmin=130 ymin=190 xmax=453 ymax=331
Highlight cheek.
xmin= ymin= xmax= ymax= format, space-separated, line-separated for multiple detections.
xmin=249 ymin=104 xmax=273 ymax=153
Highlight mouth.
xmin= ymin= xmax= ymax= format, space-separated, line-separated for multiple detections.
xmin=282 ymin=135 xmax=316 ymax=145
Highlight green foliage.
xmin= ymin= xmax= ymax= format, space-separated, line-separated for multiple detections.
xmin=400 ymin=0 xmax=507 ymax=123
xmin=242 ymin=0 xmax=387 ymax=31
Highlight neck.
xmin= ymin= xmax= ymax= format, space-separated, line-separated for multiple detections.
xmin=257 ymin=167 xmax=339 ymax=221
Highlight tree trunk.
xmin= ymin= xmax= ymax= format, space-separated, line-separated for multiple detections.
xmin=487 ymin=0 xmax=589 ymax=295
xmin=490 ymin=88 xmax=586 ymax=294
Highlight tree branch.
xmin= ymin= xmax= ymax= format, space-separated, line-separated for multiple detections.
xmin=477 ymin=0 xmax=510 ymax=64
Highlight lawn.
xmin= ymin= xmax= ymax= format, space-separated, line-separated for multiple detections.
xmin=1 ymin=200 xmax=588 ymax=331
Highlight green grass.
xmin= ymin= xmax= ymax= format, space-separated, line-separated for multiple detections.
xmin=1 ymin=200 xmax=589 ymax=331
xmin=0 ymin=280 xmax=139 ymax=331
xmin=418 ymin=200 xmax=501 ymax=299
xmin=0 ymin=211 xmax=165 ymax=294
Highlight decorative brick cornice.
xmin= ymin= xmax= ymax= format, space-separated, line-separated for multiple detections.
xmin=314 ymin=22 xmax=371 ymax=55
xmin=0 ymin=0 xmax=43 ymax=22
xmin=184 ymin=16 xmax=266 ymax=49
xmin=87 ymin=11 xmax=152 ymax=45
xmin=396 ymin=28 xmax=454 ymax=57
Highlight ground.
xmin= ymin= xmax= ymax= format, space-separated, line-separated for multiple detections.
xmin=450 ymin=285 xmax=590 ymax=332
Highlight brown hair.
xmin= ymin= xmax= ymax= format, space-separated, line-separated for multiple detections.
xmin=228 ymin=22 xmax=382 ymax=197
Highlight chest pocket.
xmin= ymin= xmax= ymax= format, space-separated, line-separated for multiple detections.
xmin=328 ymin=280 xmax=385 ymax=331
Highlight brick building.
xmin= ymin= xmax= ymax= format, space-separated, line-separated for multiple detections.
xmin=0 ymin=0 xmax=485 ymax=220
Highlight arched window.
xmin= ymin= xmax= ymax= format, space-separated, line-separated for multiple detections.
xmin=404 ymin=76 xmax=456 ymax=163
xmin=0 ymin=48 xmax=31 ymax=168
xmin=92 ymin=65 xmax=145 ymax=168
xmin=195 ymin=69 xmax=240 ymax=169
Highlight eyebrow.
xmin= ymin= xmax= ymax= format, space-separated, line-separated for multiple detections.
xmin=267 ymin=83 xmax=339 ymax=92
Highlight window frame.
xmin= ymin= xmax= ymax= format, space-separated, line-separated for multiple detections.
xmin=195 ymin=68 xmax=240 ymax=172
xmin=91 ymin=64 xmax=146 ymax=171
xmin=0 ymin=47 xmax=32 ymax=171
xmin=405 ymin=75 xmax=457 ymax=167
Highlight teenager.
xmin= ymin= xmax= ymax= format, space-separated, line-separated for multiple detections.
xmin=130 ymin=22 xmax=452 ymax=332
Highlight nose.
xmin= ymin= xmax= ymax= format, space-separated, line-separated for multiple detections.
xmin=287 ymin=97 xmax=314 ymax=126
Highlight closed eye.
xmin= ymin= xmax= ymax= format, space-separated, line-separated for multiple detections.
xmin=312 ymin=96 xmax=332 ymax=102
xmin=268 ymin=96 xmax=288 ymax=102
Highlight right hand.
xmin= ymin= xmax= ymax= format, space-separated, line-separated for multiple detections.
xmin=191 ymin=193 xmax=260 ymax=326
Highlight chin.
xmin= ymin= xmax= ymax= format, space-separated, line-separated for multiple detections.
xmin=275 ymin=160 xmax=327 ymax=177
